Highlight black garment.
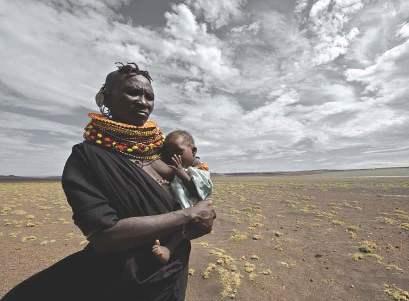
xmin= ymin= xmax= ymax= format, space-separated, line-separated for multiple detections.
xmin=1 ymin=142 xmax=190 ymax=301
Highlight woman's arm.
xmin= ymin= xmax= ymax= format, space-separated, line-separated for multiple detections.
xmin=89 ymin=200 xmax=215 ymax=254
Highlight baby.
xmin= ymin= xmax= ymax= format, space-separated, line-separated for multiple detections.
xmin=151 ymin=130 xmax=213 ymax=263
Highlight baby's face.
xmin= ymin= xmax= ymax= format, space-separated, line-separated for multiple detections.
xmin=167 ymin=136 xmax=196 ymax=168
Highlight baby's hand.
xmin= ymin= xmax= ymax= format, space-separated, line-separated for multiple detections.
xmin=171 ymin=154 xmax=184 ymax=168
xmin=168 ymin=154 xmax=192 ymax=181
xmin=169 ymin=155 xmax=187 ymax=176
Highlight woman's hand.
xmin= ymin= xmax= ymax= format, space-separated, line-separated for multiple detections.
xmin=183 ymin=199 xmax=216 ymax=239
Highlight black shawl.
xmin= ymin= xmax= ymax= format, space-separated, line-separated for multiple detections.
xmin=1 ymin=142 xmax=190 ymax=301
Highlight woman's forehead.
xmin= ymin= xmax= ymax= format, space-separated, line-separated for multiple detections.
xmin=122 ymin=75 xmax=153 ymax=90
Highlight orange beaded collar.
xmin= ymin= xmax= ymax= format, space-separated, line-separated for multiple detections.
xmin=83 ymin=113 xmax=164 ymax=161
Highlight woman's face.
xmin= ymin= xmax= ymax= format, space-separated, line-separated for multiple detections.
xmin=106 ymin=74 xmax=154 ymax=126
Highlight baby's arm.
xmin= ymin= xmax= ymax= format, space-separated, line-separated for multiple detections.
xmin=151 ymin=159 xmax=176 ymax=181
xmin=171 ymin=155 xmax=199 ymax=198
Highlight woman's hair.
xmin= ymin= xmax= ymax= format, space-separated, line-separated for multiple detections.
xmin=104 ymin=62 xmax=152 ymax=92
xmin=114 ymin=62 xmax=152 ymax=82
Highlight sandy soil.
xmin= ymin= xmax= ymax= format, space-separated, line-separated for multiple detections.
xmin=0 ymin=176 xmax=408 ymax=300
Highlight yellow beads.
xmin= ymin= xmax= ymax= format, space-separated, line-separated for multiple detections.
xmin=83 ymin=112 xmax=164 ymax=162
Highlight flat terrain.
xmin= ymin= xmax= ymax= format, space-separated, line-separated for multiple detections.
xmin=1 ymin=172 xmax=409 ymax=300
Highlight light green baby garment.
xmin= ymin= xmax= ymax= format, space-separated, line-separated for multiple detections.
xmin=170 ymin=167 xmax=213 ymax=208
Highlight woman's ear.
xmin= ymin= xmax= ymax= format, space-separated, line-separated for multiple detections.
xmin=95 ymin=85 xmax=112 ymax=109
xmin=103 ymin=91 xmax=112 ymax=109
xmin=192 ymin=146 xmax=197 ymax=156
xmin=95 ymin=87 xmax=105 ymax=108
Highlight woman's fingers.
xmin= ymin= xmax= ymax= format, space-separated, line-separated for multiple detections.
xmin=155 ymin=239 xmax=160 ymax=246
xmin=184 ymin=200 xmax=216 ymax=239
xmin=191 ymin=201 xmax=216 ymax=225
xmin=204 ymin=199 xmax=216 ymax=219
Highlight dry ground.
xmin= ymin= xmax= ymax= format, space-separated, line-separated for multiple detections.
xmin=1 ymin=174 xmax=408 ymax=300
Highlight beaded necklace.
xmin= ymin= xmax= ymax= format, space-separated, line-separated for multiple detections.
xmin=84 ymin=112 xmax=164 ymax=162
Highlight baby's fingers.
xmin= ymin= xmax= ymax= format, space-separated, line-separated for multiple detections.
xmin=171 ymin=155 xmax=179 ymax=164
xmin=172 ymin=155 xmax=183 ymax=166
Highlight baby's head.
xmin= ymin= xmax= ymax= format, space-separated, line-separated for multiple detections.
xmin=162 ymin=130 xmax=197 ymax=168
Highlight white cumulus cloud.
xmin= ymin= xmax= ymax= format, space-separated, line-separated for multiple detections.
xmin=186 ymin=0 xmax=247 ymax=29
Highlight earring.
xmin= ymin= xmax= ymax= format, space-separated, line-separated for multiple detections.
xmin=99 ymin=105 xmax=112 ymax=119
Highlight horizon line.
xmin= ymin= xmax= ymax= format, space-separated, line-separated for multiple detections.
xmin=1 ymin=165 xmax=408 ymax=179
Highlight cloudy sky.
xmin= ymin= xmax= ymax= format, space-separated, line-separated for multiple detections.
xmin=1 ymin=0 xmax=408 ymax=176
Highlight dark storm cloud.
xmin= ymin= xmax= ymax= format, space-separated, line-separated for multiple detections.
xmin=119 ymin=0 xmax=178 ymax=27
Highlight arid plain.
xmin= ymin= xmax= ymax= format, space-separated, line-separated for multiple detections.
xmin=1 ymin=169 xmax=408 ymax=300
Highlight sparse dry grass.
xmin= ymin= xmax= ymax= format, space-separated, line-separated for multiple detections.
xmin=2 ymin=176 xmax=409 ymax=300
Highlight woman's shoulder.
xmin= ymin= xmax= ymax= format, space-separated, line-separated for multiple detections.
xmin=62 ymin=142 xmax=114 ymax=181
xmin=71 ymin=141 xmax=95 ymax=152
xmin=69 ymin=141 xmax=106 ymax=157
xmin=64 ymin=142 xmax=102 ymax=170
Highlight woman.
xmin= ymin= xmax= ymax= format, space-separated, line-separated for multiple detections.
xmin=1 ymin=63 xmax=216 ymax=301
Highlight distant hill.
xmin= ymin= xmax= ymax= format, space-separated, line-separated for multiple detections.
xmin=1 ymin=166 xmax=408 ymax=182
xmin=0 ymin=175 xmax=61 ymax=182
xmin=212 ymin=167 xmax=409 ymax=177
